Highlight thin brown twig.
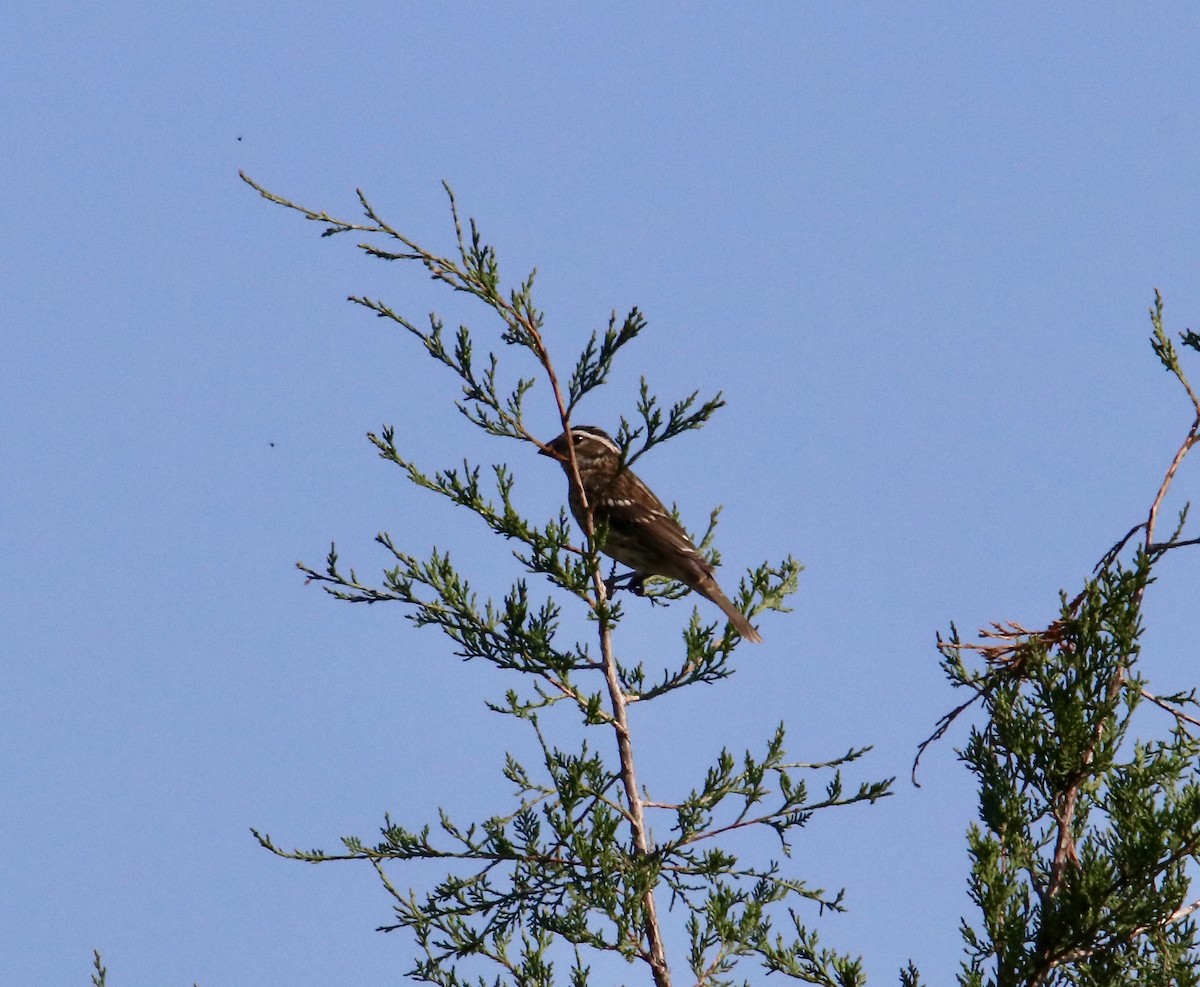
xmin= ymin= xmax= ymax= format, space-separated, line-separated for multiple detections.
xmin=1141 ymin=689 xmax=1200 ymax=730
xmin=1149 ymin=535 xmax=1200 ymax=552
xmin=1093 ymin=521 xmax=1146 ymax=575
xmin=520 ymin=298 xmax=672 ymax=987
xmin=912 ymin=690 xmax=986 ymax=786
xmin=1144 ymin=425 xmax=1200 ymax=558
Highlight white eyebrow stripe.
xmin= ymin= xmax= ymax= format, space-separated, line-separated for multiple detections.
xmin=570 ymin=427 xmax=621 ymax=454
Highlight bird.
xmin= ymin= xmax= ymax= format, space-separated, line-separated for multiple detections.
xmin=540 ymin=425 xmax=762 ymax=643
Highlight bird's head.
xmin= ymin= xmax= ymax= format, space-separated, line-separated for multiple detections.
xmin=539 ymin=426 xmax=621 ymax=465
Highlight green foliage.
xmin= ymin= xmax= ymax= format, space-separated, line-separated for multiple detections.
xmin=91 ymin=950 xmax=200 ymax=987
xmin=237 ymin=170 xmax=1200 ymax=987
xmin=930 ymin=294 xmax=1200 ymax=986
xmin=241 ymin=173 xmax=892 ymax=987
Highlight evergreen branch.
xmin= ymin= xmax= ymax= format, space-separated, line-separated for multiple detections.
xmin=565 ymin=308 xmax=647 ymax=412
xmin=365 ymin=427 xmax=592 ymax=594
xmin=244 ymin=177 xmax=871 ymax=987
xmin=1150 ymin=288 xmax=1200 ymax=419
xmin=617 ymin=378 xmax=727 ymax=470
xmin=662 ymin=728 xmax=890 ymax=856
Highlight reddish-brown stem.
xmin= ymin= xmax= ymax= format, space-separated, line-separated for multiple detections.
xmin=1144 ymin=425 xmax=1200 ymax=556
xmin=522 ymin=311 xmax=672 ymax=987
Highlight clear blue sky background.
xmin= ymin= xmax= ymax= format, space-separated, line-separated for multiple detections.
xmin=4 ymin=5 xmax=1200 ymax=985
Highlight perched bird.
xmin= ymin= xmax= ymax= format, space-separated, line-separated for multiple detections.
xmin=540 ymin=425 xmax=762 ymax=643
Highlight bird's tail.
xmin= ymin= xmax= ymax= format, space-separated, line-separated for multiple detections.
xmin=698 ymin=579 xmax=763 ymax=643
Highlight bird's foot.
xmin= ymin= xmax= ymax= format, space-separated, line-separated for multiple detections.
xmin=604 ymin=569 xmax=646 ymax=597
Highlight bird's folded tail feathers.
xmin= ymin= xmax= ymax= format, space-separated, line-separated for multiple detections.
xmin=698 ymin=581 xmax=763 ymax=644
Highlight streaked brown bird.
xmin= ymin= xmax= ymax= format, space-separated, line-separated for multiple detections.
xmin=540 ymin=425 xmax=762 ymax=643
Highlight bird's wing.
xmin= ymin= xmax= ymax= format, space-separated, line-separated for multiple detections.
xmin=601 ymin=476 xmax=713 ymax=582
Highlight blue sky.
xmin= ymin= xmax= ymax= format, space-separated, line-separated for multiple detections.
xmin=4 ymin=4 xmax=1200 ymax=985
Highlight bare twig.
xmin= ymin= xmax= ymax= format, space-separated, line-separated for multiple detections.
xmin=1144 ymin=426 xmax=1200 ymax=557
xmin=1141 ymin=688 xmax=1200 ymax=730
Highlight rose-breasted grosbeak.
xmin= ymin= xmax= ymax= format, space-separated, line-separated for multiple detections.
xmin=540 ymin=426 xmax=762 ymax=643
